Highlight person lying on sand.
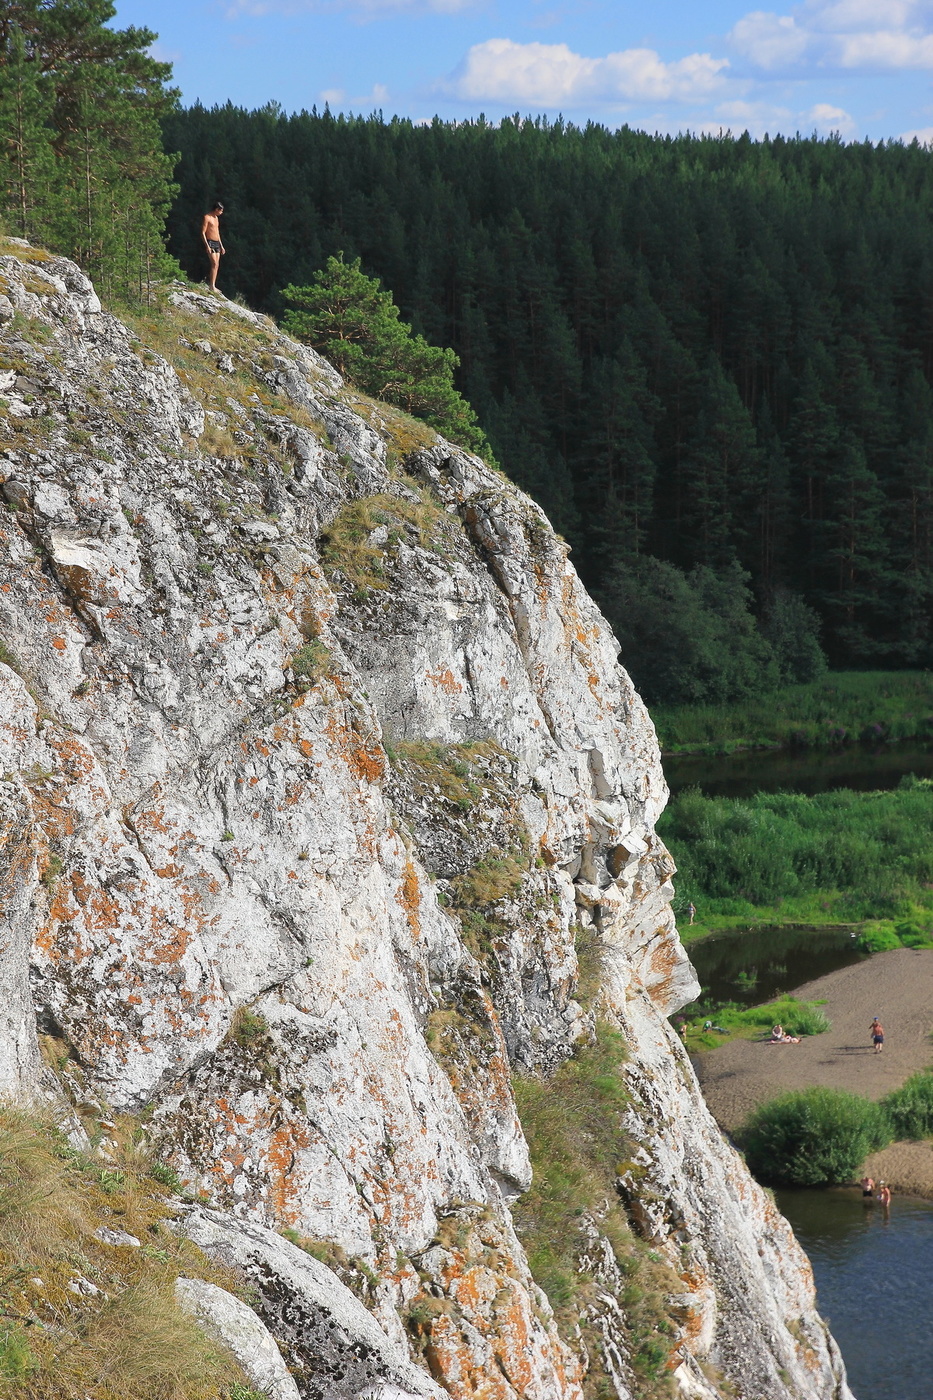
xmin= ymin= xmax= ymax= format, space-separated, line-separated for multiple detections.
xmin=770 ymin=1024 xmax=800 ymax=1043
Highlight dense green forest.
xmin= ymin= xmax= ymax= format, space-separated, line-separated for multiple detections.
xmin=163 ymin=107 xmax=933 ymax=698
xmin=0 ymin=0 xmax=177 ymax=300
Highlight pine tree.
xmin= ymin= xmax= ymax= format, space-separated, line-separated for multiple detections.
xmin=0 ymin=0 xmax=178 ymax=300
xmin=282 ymin=255 xmax=492 ymax=456
xmin=0 ymin=26 xmax=56 ymax=241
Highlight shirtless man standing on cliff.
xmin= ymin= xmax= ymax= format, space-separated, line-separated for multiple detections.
xmin=200 ymin=202 xmax=225 ymax=292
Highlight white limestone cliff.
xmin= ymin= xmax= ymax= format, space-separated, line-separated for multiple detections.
xmin=0 ymin=243 xmax=853 ymax=1400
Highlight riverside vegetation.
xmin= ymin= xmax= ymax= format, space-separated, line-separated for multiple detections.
xmin=740 ymin=1072 xmax=933 ymax=1187
xmin=654 ymin=670 xmax=933 ymax=754
xmin=659 ymin=777 xmax=933 ymax=946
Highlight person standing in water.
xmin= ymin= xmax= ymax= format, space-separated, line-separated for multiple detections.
xmin=200 ymin=202 xmax=225 ymax=292
xmin=878 ymin=1181 xmax=892 ymax=1209
xmin=870 ymin=1016 xmax=885 ymax=1053
xmin=859 ymin=1174 xmax=875 ymax=1200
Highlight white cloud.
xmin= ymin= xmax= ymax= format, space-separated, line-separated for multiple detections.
xmin=834 ymin=29 xmax=933 ymax=65
xmin=900 ymin=124 xmax=933 ymax=141
xmin=688 ymin=98 xmax=853 ymax=137
xmin=444 ymin=39 xmax=730 ymax=106
xmin=730 ymin=0 xmax=933 ymax=71
xmin=714 ymin=99 xmax=794 ymax=130
xmin=804 ymin=101 xmax=856 ymax=132
xmin=319 ymin=82 xmax=389 ymax=107
xmin=729 ymin=13 xmax=809 ymax=69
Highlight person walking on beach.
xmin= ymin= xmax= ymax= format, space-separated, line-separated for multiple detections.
xmin=870 ymin=1016 xmax=884 ymax=1053
xmin=201 ymin=201 xmax=225 ymax=292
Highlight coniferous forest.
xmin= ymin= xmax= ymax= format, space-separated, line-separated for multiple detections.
xmin=4 ymin=11 xmax=933 ymax=702
xmin=162 ymin=108 xmax=933 ymax=701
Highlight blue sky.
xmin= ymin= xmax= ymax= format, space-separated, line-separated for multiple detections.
xmin=121 ymin=0 xmax=933 ymax=142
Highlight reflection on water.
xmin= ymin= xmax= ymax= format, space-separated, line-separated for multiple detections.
xmin=687 ymin=925 xmax=866 ymax=1007
xmin=664 ymin=742 xmax=933 ymax=799
xmin=777 ymin=1188 xmax=933 ymax=1400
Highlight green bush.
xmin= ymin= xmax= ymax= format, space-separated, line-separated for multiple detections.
xmin=855 ymin=923 xmax=902 ymax=953
xmin=290 ymin=640 xmax=331 ymax=687
xmin=741 ymin=1087 xmax=891 ymax=1186
xmin=883 ymin=1072 xmax=933 ymax=1141
xmin=894 ymin=920 xmax=933 ymax=949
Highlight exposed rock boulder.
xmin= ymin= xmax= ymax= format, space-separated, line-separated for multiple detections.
xmin=178 ymin=1207 xmax=443 ymax=1400
xmin=175 ymin=1275 xmax=301 ymax=1400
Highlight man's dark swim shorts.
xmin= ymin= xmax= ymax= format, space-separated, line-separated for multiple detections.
xmin=207 ymin=239 xmax=221 ymax=253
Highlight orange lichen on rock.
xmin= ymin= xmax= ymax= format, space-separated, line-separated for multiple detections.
xmin=426 ymin=668 xmax=463 ymax=695
xmin=396 ymin=860 xmax=421 ymax=940
xmin=324 ymin=711 xmax=384 ymax=784
xmin=267 ymin=1117 xmax=313 ymax=1224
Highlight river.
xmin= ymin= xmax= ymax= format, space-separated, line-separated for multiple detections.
xmin=673 ymin=740 xmax=933 ymax=1398
xmin=777 ymin=1189 xmax=933 ymax=1400
xmin=687 ymin=924 xmax=866 ymax=1007
xmin=664 ymin=740 xmax=933 ymax=799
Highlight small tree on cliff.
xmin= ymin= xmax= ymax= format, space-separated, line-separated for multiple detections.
xmin=281 ymin=255 xmax=493 ymax=458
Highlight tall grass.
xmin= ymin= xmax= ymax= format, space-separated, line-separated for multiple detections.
xmin=0 ymin=1105 xmax=249 ymax=1400
xmin=513 ymin=1024 xmax=680 ymax=1397
xmin=654 ymin=670 xmax=933 ymax=753
xmin=659 ymin=779 xmax=933 ymax=929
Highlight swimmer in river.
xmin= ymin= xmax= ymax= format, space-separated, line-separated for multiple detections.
xmin=860 ymin=1174 xmax=875 ymax=1201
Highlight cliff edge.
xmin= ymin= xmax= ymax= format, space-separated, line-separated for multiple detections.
xmin=0 ymin=242 xmax=852 ymax=1400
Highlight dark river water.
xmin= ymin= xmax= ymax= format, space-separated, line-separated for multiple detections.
xmin=664 ymin=742 xmax=933 ymax=799
xmin=687 ymin=925 xmax=866 ymax=1007
xmin=777 ymin=1189 xmax=933 ymax=1400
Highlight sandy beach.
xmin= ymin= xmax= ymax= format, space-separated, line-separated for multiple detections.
xmin=693 ymin=947 xmax=933 ymax=1195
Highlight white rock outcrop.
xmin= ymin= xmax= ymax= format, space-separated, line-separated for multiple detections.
xmin=175 ymin=1275 xmax=302 ymax=1400
xmin=0 ymin=247 xmax=853 ymax=1400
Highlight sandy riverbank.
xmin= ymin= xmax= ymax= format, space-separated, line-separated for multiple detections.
xmin=692 ymin=947 xmax=933 ymax=1196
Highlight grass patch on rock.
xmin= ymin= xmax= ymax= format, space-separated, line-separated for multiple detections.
xmin=513 ymin=1023 xmax=680 ymax=1398
xmin=0 ymin=1104 xmax=256 ymax=1400
xmin=387 ymin=739 xmax=500 ymax=811
xmin=318 ymin=487 xmax=449 ymax=594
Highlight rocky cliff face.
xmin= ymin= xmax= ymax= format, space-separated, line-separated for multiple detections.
xmin=0 ymin=242 xmax=853 ymax=1400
